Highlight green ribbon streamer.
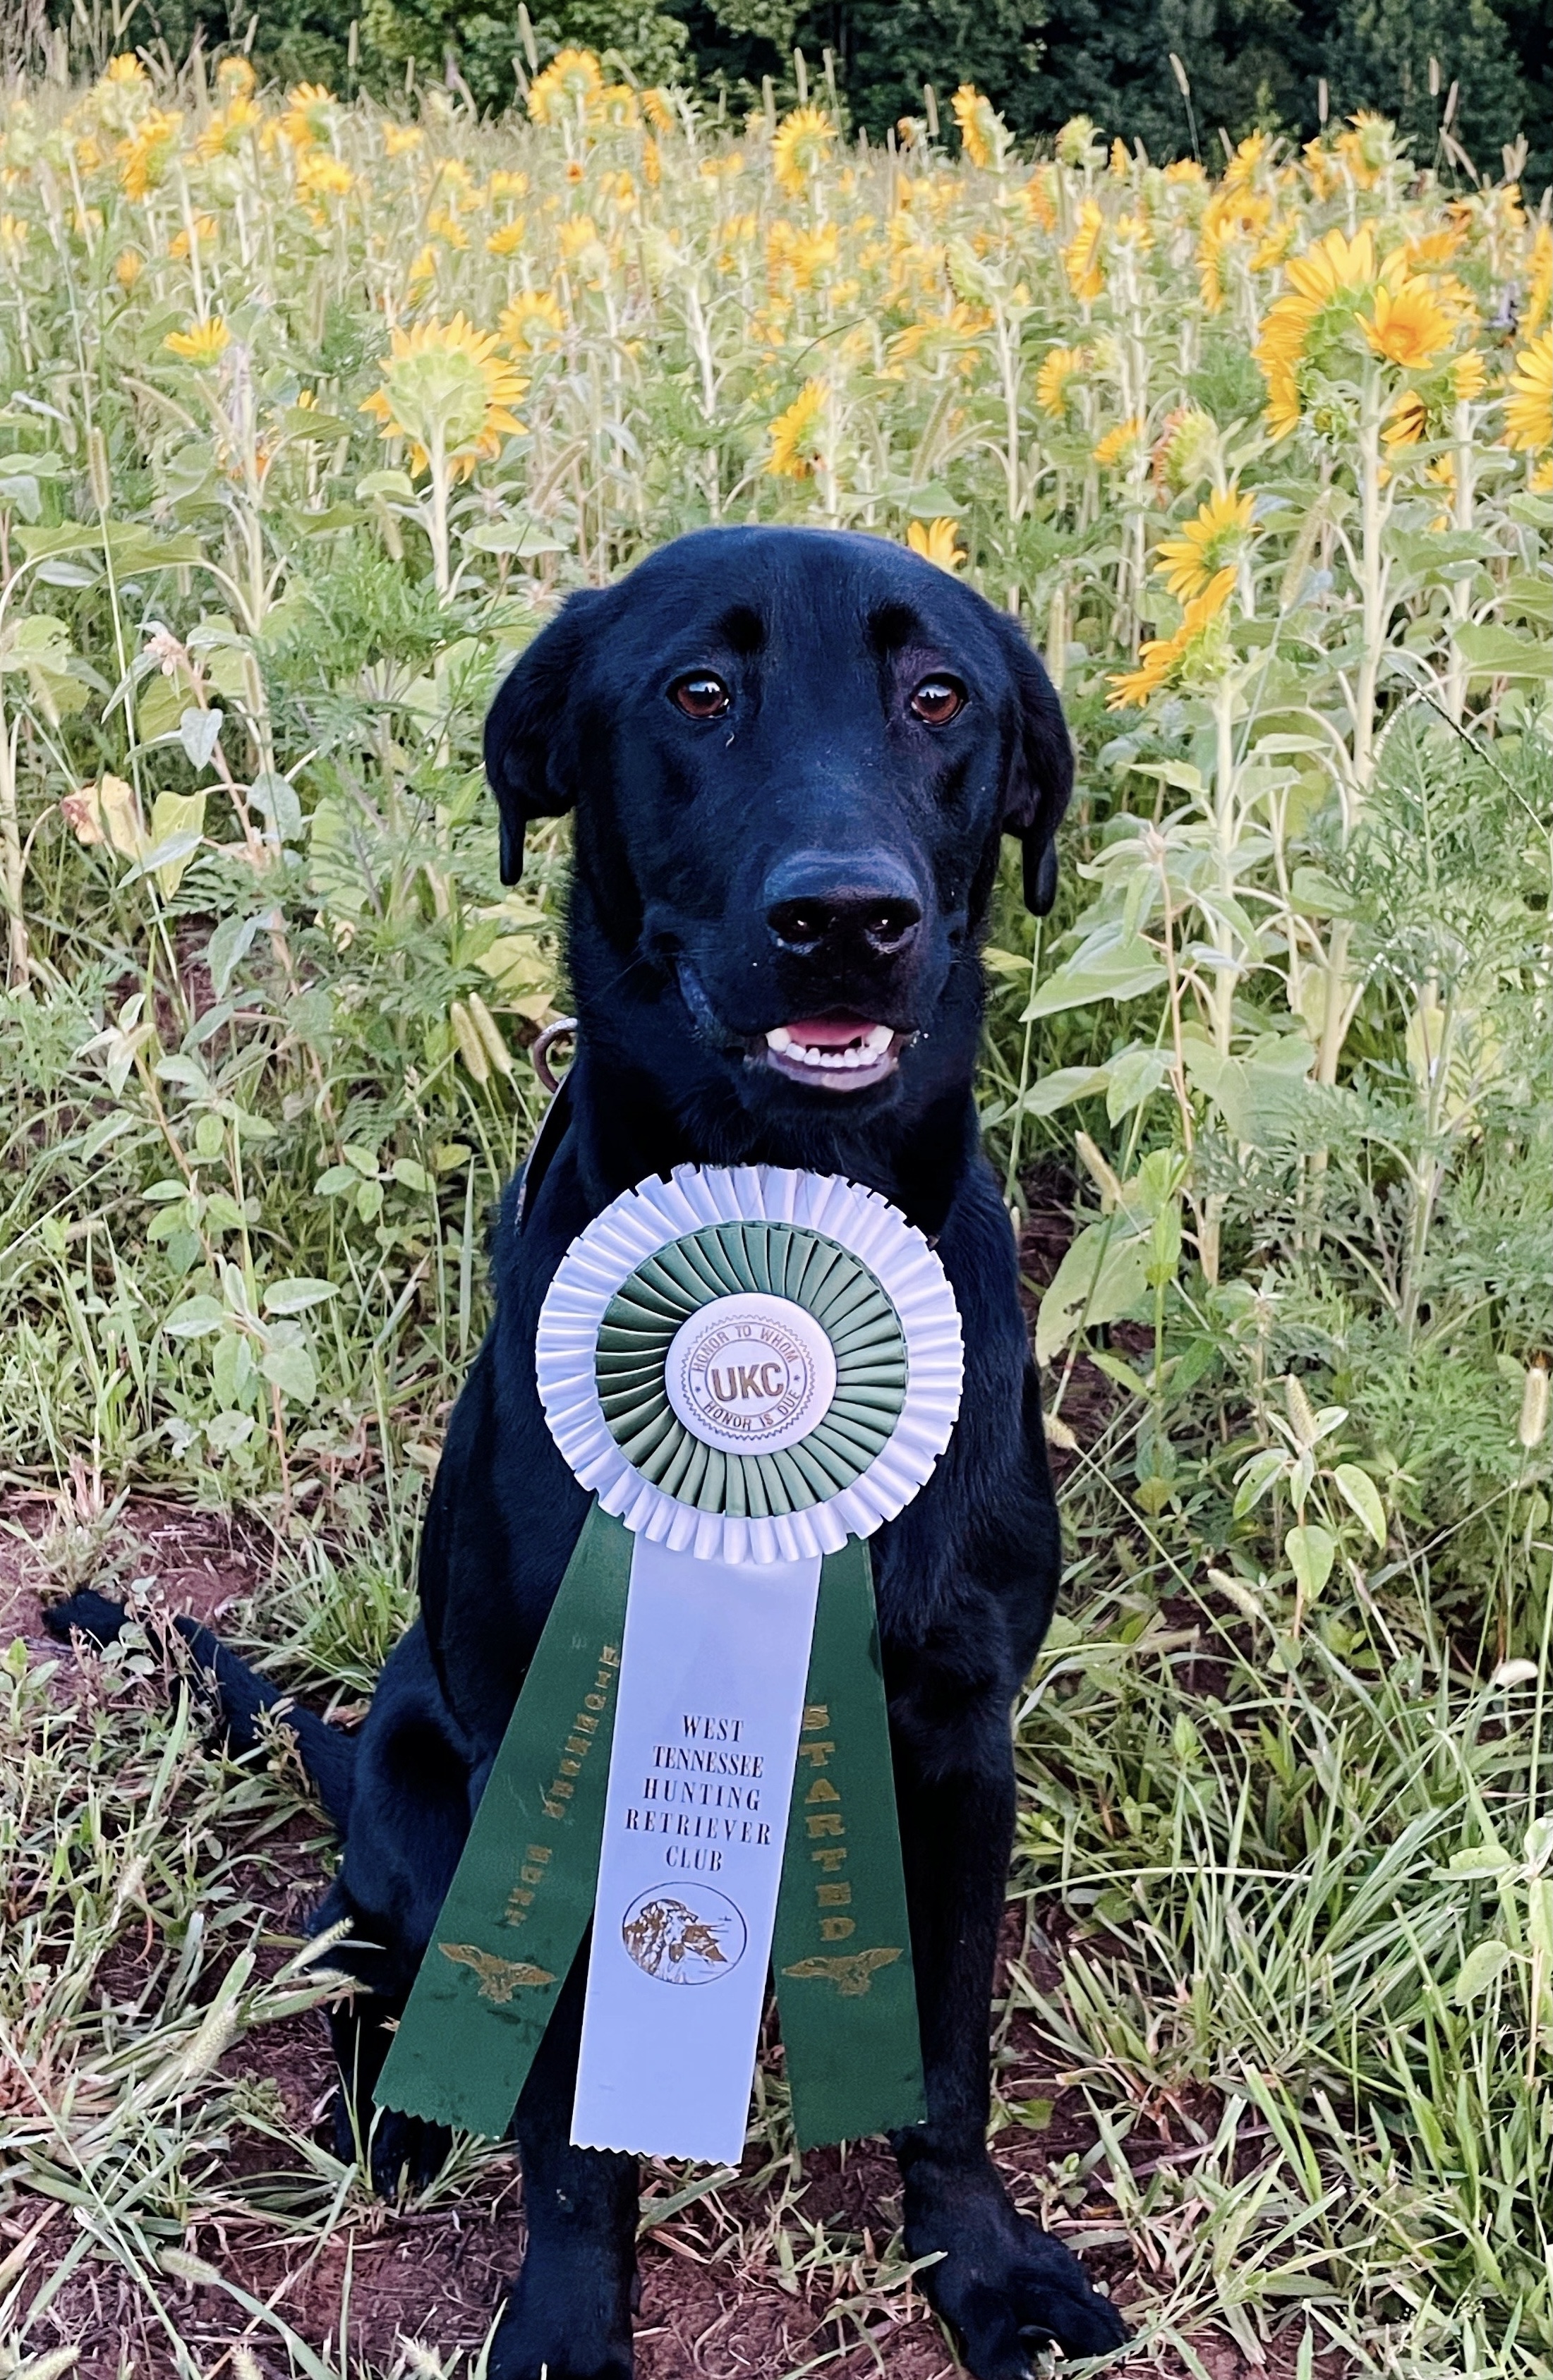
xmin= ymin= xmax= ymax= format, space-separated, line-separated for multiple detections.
xmin=773 ymin=1534 xmax=927 ymax=2148
xmin=377 ymin=1511 xmax=926 ymax=2151
xmin=375 ymin=1501 xmax=633 ymax=2139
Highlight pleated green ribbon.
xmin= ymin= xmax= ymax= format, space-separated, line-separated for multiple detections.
xmin=598 ymin=1220 xmax=908 ymax=1519
xmin=375 ymin=1504 xmax=926 ymax=2149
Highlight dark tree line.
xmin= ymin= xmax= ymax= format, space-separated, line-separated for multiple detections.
xmin=64 ymin=0 xmax=1552 ymax=186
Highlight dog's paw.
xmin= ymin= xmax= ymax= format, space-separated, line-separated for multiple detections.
xmin=907 ymin=2175 xmax=1126 ymax=2374
xmin=486 ymin=2245 xmax=634 ymax=2380
xmin=486 ymin=2295 xmax=632 ymax=2380
xmin=332 ymin=2094 xmax=450 ymax=2198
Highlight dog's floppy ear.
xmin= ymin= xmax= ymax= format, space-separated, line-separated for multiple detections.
xmin=484 ymin=588 xmax=608 ymax=885
xmin=996 ymin=621 xmax=1075 ymax=917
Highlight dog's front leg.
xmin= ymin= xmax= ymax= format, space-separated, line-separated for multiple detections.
xmin=890 ymin=1700 xmax=1125 ymax=2374
xmin=488 ymin=1942 xmax=639 ymax=2380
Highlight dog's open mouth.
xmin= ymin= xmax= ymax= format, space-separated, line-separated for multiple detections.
xmin=759 ymin=1014 xmax=907 ymax=1091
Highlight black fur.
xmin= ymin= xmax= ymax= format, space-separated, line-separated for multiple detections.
xmin=52 ymin=529 xmax=1126 ymax=2374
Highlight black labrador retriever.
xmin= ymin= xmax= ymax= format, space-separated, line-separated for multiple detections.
xmin=51 ymin=526 xmax=1126 ymax=2376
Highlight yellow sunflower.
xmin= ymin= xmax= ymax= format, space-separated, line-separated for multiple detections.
xmin=164 ymin=317 xmax=231 ymax=367
xmin=500 ymin=288 xmax=567 ymax=353
xmin=1362 ymin=279 xmax=1454 ymax=370
xmin=1526 ymin=224 xmax=1552 ymax=337
xmin=906 ymin=517 xmax=966 ymax=573
xmin=1063 ymin=199 xmax=1105 ymax=303
xmin=1504 ymin=330 xmax=1552 ymax=453
xmin=1093 ymin=414 xmax=1146 ymax=468
xmin=119 ymin=109 xmax=182 ymax=199
xmin=361 ymin=315 xmax=526 ymax=479
xmin=1451 ymin=350 xmax=1487 ymax=403
xmin=1106 ymin=569 xmax=1236 ymax=710
xmin=1036 ymin=344 xmax=1090 ymax=418
xmin=771 ymin=106 xmax=835 ymax=196
xmin=1153 ymin=487 xmax=1256 ymax=600
xmin=952 ymin=85 xmax=996 ymax=169
xmin=1254 ymin=225 xmax=1382 ymax=436
xmin=278 ymin=83 xmax=336 ymax=150
xmin=766 ymin=380 xmax=826 ymax=479
xmin=526 ymin=48 xmax=603 ymax=126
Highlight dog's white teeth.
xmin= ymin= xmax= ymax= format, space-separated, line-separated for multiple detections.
xmin=861 ymin=1024 xmax=893 ymax=1055
xmin=766 ymin=1026 xmax=793 ymax=1052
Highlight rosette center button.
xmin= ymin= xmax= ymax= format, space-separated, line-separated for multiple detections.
xmin=665 ymin=1294 xmax=838 ymax=1457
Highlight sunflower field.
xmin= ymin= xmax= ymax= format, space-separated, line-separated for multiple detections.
xmin=0 ymin=37 xmax=1551 ymax=2380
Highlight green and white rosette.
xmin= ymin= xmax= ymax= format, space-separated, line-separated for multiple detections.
xmin=377 ymin=1167 xmax=961 ymax=2166
xmin=537 ymin=1165 xmax=962 ymax=1566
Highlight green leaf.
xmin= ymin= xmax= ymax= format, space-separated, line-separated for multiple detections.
xmin=1016 ymin=1065 xmax=1110 ymax=1117
xmin=1085 ymin=1347 xmax=1151 ymax=1398
xmin=262 ymin=1278 xmax=339 ymax=1315
xmin=1233 ymin=1446 xmax=1288 ymax=1517
xmin=314 ymin=1165 xmax=356 ymax=1196
xmin=391 ymin=1158 xmax=436 ymax=1194
xmin=462 ymin=518 xmax=569 ymax=555
xmin=1452 ymin=624 xmax=1553 ymax=681
xmin=1452 ymin=1939 xmax=1514 ymax=2004
xmin=250 ymin=771 xmax=303 ymax=842
xmin=1106 ymin=1045 xmax=1171 ymax=1124
xmin=1330 ymin=1462 xmax=1386 ymax=1547
xmin=1034 ymin=1221 xmax=1151 ymax=1367
xmin=162 ymin=1296 xmax=226 ymax=1340
xmin=207 ymin=911 xmax=265 ymax=999
xmin=177 ymin=706 xmax=223 ymax=771
xmin=260 ymin=1339 xmax=318 ymax=1404
xmin=1022 ymin=933 xmax=1166 ymax=1021
xmin=1285 ymin=1522 xmax=1336 ymax=1605
xmin=356 ymin=468 xmax=418 ymax=502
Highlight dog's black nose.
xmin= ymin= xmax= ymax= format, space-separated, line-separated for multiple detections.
xmin=763 ymin=850 xmax=924 ymax=960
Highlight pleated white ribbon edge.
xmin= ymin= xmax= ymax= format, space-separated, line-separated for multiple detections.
xmin=534 ymin=1165 xmax=965 ymax=1565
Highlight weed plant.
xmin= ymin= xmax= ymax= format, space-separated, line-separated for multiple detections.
xmin=0 ymin=44 xmax=1549 ymax=2378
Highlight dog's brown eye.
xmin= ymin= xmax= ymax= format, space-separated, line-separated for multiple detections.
xmin=910 ymin=675 xmax=966 ymax=726
xmin=670 ymin=672 xmax=731 ymax=720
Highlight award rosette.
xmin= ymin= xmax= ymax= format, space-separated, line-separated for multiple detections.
xmin=377 ymin=1167 xmax=963 ymax=2164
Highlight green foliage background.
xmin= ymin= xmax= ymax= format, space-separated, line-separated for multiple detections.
xmin=42 ymin=0 xmax=1553 ymax=184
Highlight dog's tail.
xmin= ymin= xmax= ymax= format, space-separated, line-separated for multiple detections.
xmin=44 ymin=1589 xmax=357 ymax=1833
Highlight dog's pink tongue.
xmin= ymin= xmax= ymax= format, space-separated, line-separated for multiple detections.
xmin=785 ymin=1015 xmax=873 ymax=1049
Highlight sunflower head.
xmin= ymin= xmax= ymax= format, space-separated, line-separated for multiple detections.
xmin=1106 ymin=569 xmax=1237 ymax=710
xmin=1334 ymin=110 xmax=1396 ymax=190
xmin=771 ymin=106 xmax=835 ymax=197
xmin=1093 ymin=414 xmax=1146 ymax=470
xmin=118 ymin=109 xmax=182 ymax=199
xmin=362 ymin=314 xmax=526 ymax=478
xmin=1036 ymin=344 xmax=1090 ymax=418
xmin=905 ymin=517 xmax=966 ymax=573
xmin=1362 ymin=279 xmax=1454 ymax=371
xmin=1504 ymin=329 xmax=1552 ymax=454
xmin=1055 ymin=115 xmax=1100 ymax=168
xmin=1153 ymin=487 xmax=1257 ymax=600
xmin=279 ymin=83 xmax=337 ymax=150
xmin=527 ymin=47 xmax=603 ymax=126
xmin=500 ymin=288 xmax=567 ymax=353
xmin=1063 ymin=199 xmax=1106 ymax=303
xmin=164 ymin=316 xmax=231 ymax=368
xmin=766 ymin=379 xmax=826 ymax=479
xmin=952 ymin=85 xmax=1000 ymax=170
xmin=215 ymin=55 xmax=256 ymax=99
xmin=1152 ymin=406 xmax=1219 ymax=494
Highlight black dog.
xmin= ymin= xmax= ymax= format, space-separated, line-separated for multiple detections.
xmin=51 ymin=528 xmax=1126 ymax=2376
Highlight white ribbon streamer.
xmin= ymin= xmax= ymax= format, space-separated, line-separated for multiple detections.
xmin=571 ymin=1535 xmax=821 ymax=2161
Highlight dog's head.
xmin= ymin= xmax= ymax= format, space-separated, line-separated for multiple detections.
xmin=485 ymin=526 xmax=1070 ymax=1143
